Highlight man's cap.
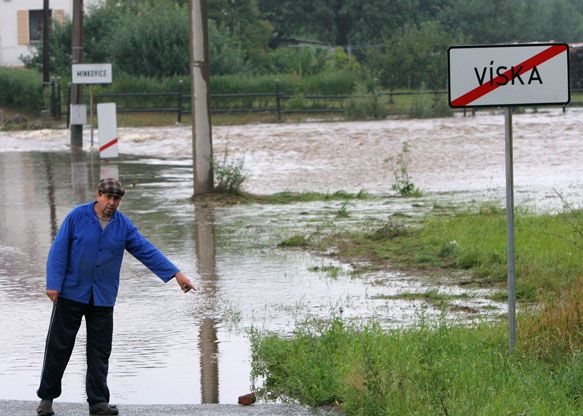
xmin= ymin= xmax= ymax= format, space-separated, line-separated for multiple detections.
xmin=98 ymin=178 xmax=125 ymax=197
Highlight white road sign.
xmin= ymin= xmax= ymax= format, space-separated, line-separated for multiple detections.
xmin=69 ymin=104 xmax=87 ymax=125
xmin=72 ymin=63 xmax=112 ymax=84
xmin=97 ymin=103 xmax=118 ymax=159
xmin=448 ymin=43 xmax=570 ymax=107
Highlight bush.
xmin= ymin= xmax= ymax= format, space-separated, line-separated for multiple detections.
xmin=210 ymin=70 xmax=357 ymax=95
xmin=267 ymin=46 xmax=327 ymax=75
xmin=285 ymin=94 xmax=306 ymax=110
xmin=0 ymin=68 xmax=43 ymax=112
xmin=90 ymin=74 xmax=186 ymax=110
xmin=345 ymin=80 xmax=385 ymax=120
xmin=22 ymin=2 xmax=251 ymax=79
xmin=106 ymin=4 xmax=190 ymax=77
xmin=408 ymin=90 xmax=452 ymax=119
xmin=42 ymin=71 xmax=359 ymax=114
xmin=212 ymin=153 xmax=246 ymax=194
xmin=107 ymin=7 xmax=252 ymax=78
xmin=208 ymin=20 xmax=251 ymax=75
xmin=299 ymin=70 xmax=359 ymax=95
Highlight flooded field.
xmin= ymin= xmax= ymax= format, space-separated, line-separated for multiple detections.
xmin=0 ymin=108 xmax=581 ymax=404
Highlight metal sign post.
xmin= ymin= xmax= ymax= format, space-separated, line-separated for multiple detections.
xmin=90 ymin=85 xmax=94 ymax=148
xmin=448 ymin=43 xmax=570 ymax=352
xmin=504 ymin=107 xmax=516 ymax=351
xmin=71 ymin=63 xmax=113 ymax=151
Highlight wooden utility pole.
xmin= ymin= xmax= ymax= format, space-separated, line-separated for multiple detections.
xmin=70 ymin=0 xmax=84 ymax=148
xmin=42 ymin=0 xmax=51 ymax=122
xmin=189 ymin=0 xmax=213 ymax=195
xmin=194 ymin=205 xmax=219 ymax=402
xmin=42 ymin=0 xmax=50 ymax=84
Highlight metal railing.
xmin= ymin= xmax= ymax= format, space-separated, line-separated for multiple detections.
xmin=51 ymin=80 xmax=583 ymax=124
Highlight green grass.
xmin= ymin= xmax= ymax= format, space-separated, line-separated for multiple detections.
xmin=251 ymin=318 xmax=583 ymax=415
xmin=253 ymin=205 xmax=583 ymax=413
xmin=278 ymin=235 xmax=310 ymax=247
xmin=308 ymin=265 xmax=341 ymax=278
xmin=191 ymin=189 xmax=373 ymax=205
xmin=314 ymin=206 xmax=583 ymax=301
xmin=370 ymin=289 xmax=472 ymax=302
xmin=263 ymin=190 xmax=370 ymax=204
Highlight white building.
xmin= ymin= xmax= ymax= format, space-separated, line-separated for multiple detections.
xmin=0 ymin=0 xmax=101 ymax=67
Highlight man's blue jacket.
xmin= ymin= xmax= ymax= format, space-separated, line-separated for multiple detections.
xmin=46 ymin=202 xmax=179 ymax=306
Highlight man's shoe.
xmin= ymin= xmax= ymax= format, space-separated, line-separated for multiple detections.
xmin=89 ymin=402 xmax=118 ymax=415
xmin=37 ymin=399 xmax=54 ymax=416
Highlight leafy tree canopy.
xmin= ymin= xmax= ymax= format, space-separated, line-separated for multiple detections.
xmin=21 ymin=0 xmax=583 ymax=91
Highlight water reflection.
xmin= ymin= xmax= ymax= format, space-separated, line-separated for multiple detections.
xmin=70 ymin=148 xmax=89 ymax=204
xmin=0 ymin=150 xmax=508 ymax=404
xmin=43 ymin=153 xmax=58 ymax=241
xmin=193 ymin=203 xmax=219 ymax=403
xmin=100 ymin=162 xmax=119 ymax=181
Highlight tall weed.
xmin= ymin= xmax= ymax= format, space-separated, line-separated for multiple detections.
xmin=385 ymin=141 xmax=422 ymax=196
xmin=520 ymin=280 xmax=583 ymax=360
xmin=212 ymin=145 xmax=246 ymax=194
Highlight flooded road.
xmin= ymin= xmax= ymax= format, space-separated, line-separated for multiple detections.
xmin=0 ymin=108 xmax=581 ymax=404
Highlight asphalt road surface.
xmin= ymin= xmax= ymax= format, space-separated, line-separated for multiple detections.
xmin=0 ymin=400 xmax=341 ymax=416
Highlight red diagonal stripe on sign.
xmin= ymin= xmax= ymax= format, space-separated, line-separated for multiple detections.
xmin=99 ymin=138 xmax=118 ymax=152
xmin=451 ymin=44 xmax=567 ymax=107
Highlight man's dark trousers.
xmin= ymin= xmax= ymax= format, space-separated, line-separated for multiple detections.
xmin=37 ymin=297 xmax=114 ymax=406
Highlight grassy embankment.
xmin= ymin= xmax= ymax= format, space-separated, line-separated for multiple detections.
xmin=251 ymin=205 xmax=583 ymax=415
xmin=192 ymin=189 xmax=372 ymax=205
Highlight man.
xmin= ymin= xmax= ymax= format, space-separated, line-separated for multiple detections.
xmin=37 ymin=178 xmax=195 ymax=416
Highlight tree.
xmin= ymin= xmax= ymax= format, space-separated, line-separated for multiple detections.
xmin=106 ymin=3 xmax=191 ymax=77
xmin=23 ymin=0 xmax=253 ymax=77
xmin=363 ymin=21 xmax=456 ymax=91
xmin=20 ymin=18 xmax=72 ymax=75
xmin=257 ymin=0 xmax=337 ymax=44
xmin=208 ymin=20 xmax=250 ymax=75
xmin=343 ymin=0 xmax=420 ymax=46
xmin=540 ymin=0 xmax=583 ymax=42
xmin=436 ymin=0 xmax=534 ymax=44
xmin=209 ymin=0 xmax=272 ymax=69
xmin=21 ymin=0 xmax=583 ymax=82
xmin=258 ymin=0 xmax=442 ymax=48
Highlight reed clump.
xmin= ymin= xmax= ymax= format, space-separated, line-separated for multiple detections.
xmin=520 ymin=280 xmax=583 ymax=361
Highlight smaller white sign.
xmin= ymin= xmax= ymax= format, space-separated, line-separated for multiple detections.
xmin=97 ymin=103 xmax=119 ymax=159
xmin=70 ymin=104 xmax=87 ymax=125
xmin=72 ymin=63 xmax=112 ymax=84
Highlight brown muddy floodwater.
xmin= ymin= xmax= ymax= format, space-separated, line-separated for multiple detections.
xmin=0 ymin=107 xmax=581 ymax=404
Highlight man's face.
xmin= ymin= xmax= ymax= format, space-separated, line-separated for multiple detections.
xmin=95 ymin=192 xmax=122 ymax=216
